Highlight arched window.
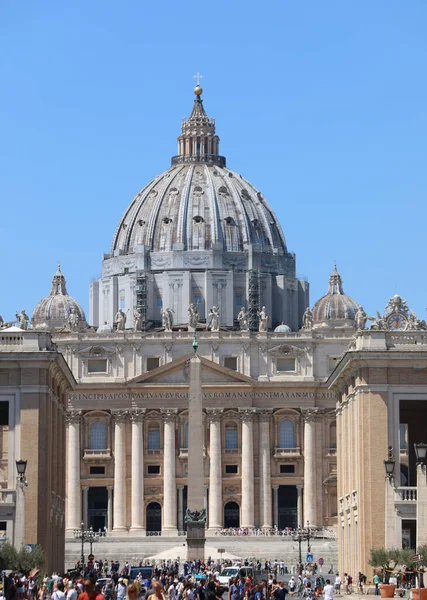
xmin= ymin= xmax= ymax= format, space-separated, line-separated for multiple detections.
xmin=279 ymin=419 xmax=295 ymax=449
xmin=89 ymin=421 xmax=107 ymax=450
xmin=148 ymin=424 xmax=161 ymax=450
xmin=225 ymin=422 xmax=238 ymax=449
xmin=330 ymin=421 xmax=337 ymax=449
xmin=183 ymin=422 xmax=189 ymax=448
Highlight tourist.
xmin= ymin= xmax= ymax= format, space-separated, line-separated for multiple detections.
xmin=146 ymin=582 xmax=166 ymax=600
xmin=373 ymin=573 xmax=380 ymax=596
xmin=228 ymin=579 xmax=240 ymax=600
xmin=125 ymin=585 xmax=139 ymax=600
xmin=117 ymin=579 xmax=127 ymax=600
xmin=67 ymin=582 xmax=78 ymax=600
xmin=323 ymin=580 xmax=334 ymax=600
xmin=272 ymin=581 xmax=289 ymax=600
xmin=78 ymin=580 xmax=104 ymax=600
xmin=52 ymin=582 xmax=66 ymax=600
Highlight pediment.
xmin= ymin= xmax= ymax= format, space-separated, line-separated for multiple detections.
xmin=268 ymin=344 xmax=306 ymax=356
xmin=128 ymin=354 xmax=254 ymax=385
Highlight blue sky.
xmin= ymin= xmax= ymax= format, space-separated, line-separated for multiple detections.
xmin=1 ymin=1 xmax=426 ymax=323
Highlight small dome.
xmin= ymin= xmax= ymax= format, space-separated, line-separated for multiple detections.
xmin=274 ymin=322 xmax=291 ymax=333
xmin=312 ymin=265 xmax=359 ymax=328
xmin=32 ymin=265 xmax=87 ymax=331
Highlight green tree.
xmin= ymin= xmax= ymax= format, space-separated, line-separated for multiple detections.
xmin=0 ymin=542 xmax=45 ymax=573
xmin=369 ymin=547 xmax=402 ymax=584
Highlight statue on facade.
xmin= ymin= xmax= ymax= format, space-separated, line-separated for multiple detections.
xmin=133 ymin=308 xmax=143 ymax=331
xmin=188 ymin=303 xmax=199 ymax=329
xmin=258 ymin=306 xmax=269 ymax=332
xmin=162 ymin=307 xmax=174 ymax=331
xmin=355 ymin=306 xmax=368 ymax=330
xmin=114 ymin=309 xmax=126 ymax=331
xmin=207 ymin=306 xmax=220 ymax=331
xmin=369 ymin=311 xmax=386 ymax=330
xmin=408 ymin=311 xmax=427 ymax=331
xmin=237 ymin=307 xmax=249 ymax=331
xmin=302 ymin=307 xmax=313 ymax=330
xmin=15 ymin=309 xmax=29 ymax=330
xmin=67 ymin=308 xmax=80 ymax=332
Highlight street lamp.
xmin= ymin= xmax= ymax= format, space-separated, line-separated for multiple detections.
xmin=15 ymin=460 xmax=27 ymax=481
xmin=384 ymin=446 xmax=396 ymax=479
xmin=414 ymin=442 xmax=427 ymax=465
xmin=73 ymin=522 xmax=106 ymax=573
xmin=14 ymin=460 xmax=28 ymax=549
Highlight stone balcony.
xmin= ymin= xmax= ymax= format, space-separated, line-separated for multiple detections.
xmin=178 ymin=447 xmax=206 ymax=458
xmin=83 ymin=448 xmax=112 ymax=461
xmin=273 ymin=447 xmax=301 ymax=458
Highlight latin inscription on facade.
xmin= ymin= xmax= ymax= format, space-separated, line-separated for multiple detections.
xmin=69 ymin=391 xmax=336 ymax=402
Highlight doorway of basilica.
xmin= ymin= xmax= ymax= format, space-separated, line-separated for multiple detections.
xmin=88 ymin=487 xmax=107 ymax=531
xmin=224 ymin=501 xmax=240 ymax=528
xmin=278 ymin=486 xmax=297 ymax=529
xmin=146 ymin=502 xmax=162 ymax=533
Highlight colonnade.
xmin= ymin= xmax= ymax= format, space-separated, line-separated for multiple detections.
xmin=66 ymin=407 xmax=321 ymax=535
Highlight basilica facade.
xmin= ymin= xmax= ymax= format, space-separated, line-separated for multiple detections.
xmin=1 ymin=84 xmax=426 ymax=575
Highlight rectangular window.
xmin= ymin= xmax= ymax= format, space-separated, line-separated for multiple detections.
xmin=276 ymin=357 xmax=295 ymax=372
xmin=236 ymin=294 xmax=243 ymax=307
xmin=224 ymin=357 xmax=238 ymax=371
xmin=225 ymin=428 xmax=238 ymax=449
xmin=280 ymin=464 xmax=295 ymax=474
xmin=88 ymin=359 xmax=107 ymax=373
xmin=147 ymin=465 xmax=161 ymax=475
xmin=148 ymin=429 xmax=160 ymax=450
xmin=0 ymin=402 xmax=9 ymax=426
xmin=120 ymin=293 xmax=125 ymax=310
xmin=90 ymin=466 xmax=105 ymax=475
xmin=225 ymin=464 xmax=238 ymax=474
xmin=146 ymin=357 xmax=160 ymax=371
xmin=156 ymin=297 xmax=163 ymax=308
xmin=194 ymin=295 xmax=202 ymax=305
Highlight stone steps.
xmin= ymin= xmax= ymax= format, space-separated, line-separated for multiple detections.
xmin=65 ymin=537 xmax=338 ymax=571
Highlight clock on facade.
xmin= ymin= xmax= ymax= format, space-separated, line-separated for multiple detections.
xmin=386 ymin=313 xmax=408 ymax=330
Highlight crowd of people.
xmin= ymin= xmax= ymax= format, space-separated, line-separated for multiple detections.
xmin=214 ymin=529 xmax=336 ymax=539
xmin=0 ymin=559 xmax=362 ymax=600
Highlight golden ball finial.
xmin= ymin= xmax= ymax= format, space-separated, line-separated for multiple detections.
xmin=194 ymin=84 xmax=203 ymax=96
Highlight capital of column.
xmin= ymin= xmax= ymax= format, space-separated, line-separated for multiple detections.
xmin=106 ymin=485 xmax=113 ymax=492
xmin=130 ymin=409 xmax=146 ymax=423
xmin=301 ymin=407 xmax=321 ymax=423
xmin=111 ymin=409 xmax=129 ymax=423
xmin=238 ymin=407 xmax=257 ymax=423
xmin=257 ymin=408 xmax=273 ymax=423
xmin=205 ymin=407 xmax=224 ymax=424
xmin=66 ymin=410 xmax=82 ymax=425
xmin=177 ymin=485 xmax=185 ymax=491
xmin=160 ymin=408 xmax=178 ymax=423
xmin=272 ymin=485 xmax=279 ymax=491
xmin=82 ymin=485 xmax=89 ymax=492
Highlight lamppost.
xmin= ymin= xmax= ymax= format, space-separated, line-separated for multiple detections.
xmin=384 ymin=446 xmax=397 ymax=549
xmin=293 ymin=527 xmax=304 ymax=575
xmin=73 ymin=523 xmax=106 ymax=573
xmin=14 ymin=460 xmax=27 ymax=549
xmin=414 ymin=442 xmax=427 ymax=550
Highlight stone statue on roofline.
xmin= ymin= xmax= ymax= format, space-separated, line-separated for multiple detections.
xmin=207 ymin=306 xmax=220 ymax=331
xmin=115 ymin=309 xmax=126 ymax=331
xmin=237 ymin=307 xmax=249 ymax=331
xmin=188 ymin=303 xmax=199 ymax=329
xmin=162 ymin=307 xmax=174 ymax=331
xmin=355 ymin=306 xmax=368 ymax=331
xmin=15 ymin=309 xmax=29 ymax=330
xmin=68 ymin=308 xmax=80 ymax=332
xmin=258 ymin=306 xmax=269 ymax=332
xmin=302 ymin=307 xmax=313 ymax=330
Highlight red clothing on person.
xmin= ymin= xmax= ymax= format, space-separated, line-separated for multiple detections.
xmin=78 ymin=592 xmax=104 ymax=600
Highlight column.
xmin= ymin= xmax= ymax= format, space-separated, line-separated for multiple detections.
xmin=273 ymin=486 xmax=279 ymax=528
xmin=161 ymin=408 xmax=178 ymax=535
xmin=206 ymin=408 xmax=223 ymax=531
xmin=112 ymin=410 xmax=128 ymax=533
xmin=258 ymin=409 xmax=273 ymax=528
xmin=297 ymin=485 xmax=303 ymax=527
xmin=177 ymin=486 xmax=184 ymax=533
xmin=130 ymin=410 xmax=146 ymax=533
xmin=107 ymin=486 xmax=113 ymax=532
xmin=66 ymin=411 xmax=82 ymax=533
xmin=204 ymin=485 xmax=208 ymax=527
xmin=416 ymin=462 xmax=427 ymax=547
xmin=239 ymin=408 xmax=256 ymax=528
xmin=82 ymin=486 xmax=89 ymax=528
xmin=302 ymin=408 xmax=318 ymax=526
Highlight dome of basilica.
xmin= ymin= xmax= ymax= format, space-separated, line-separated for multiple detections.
xmin=32 ymin=265 xmax=87 ymax=331
xmin=312 ymin=265 xmax=359 ymax=328
xmin=91 ymin=86 xmax=309 ymax=332
xmin=111 ymin=92 xmax=287 ymax=258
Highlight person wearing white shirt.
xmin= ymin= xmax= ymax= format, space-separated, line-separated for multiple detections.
xmin=324 ymin=580 xmax=334 ymax=600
